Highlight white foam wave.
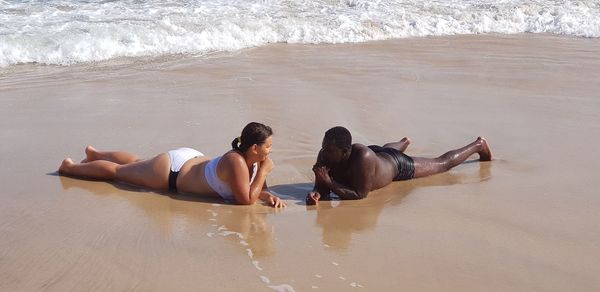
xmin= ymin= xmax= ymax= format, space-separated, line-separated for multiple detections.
xmin=1 ymin=0 xmax=599 ymax=67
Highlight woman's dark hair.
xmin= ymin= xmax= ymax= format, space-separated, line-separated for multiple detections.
xmin=231 ymin=122 xmax=273 ymax=152
xmin=324 ymin=126 xmax=352 ymax=150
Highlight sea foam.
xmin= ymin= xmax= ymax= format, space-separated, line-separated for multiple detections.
xmin=1 ymin=0 xmax=599 ymax=67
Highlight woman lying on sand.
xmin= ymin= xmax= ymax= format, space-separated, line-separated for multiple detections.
xmin=59 ymin=122 xmax=286 ymax=208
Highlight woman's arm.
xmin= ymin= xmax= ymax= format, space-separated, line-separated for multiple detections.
xmin=258 ymin=180 xmax=286 ymax=208
xmin=222 ymin=154 xmax=273 ymax=205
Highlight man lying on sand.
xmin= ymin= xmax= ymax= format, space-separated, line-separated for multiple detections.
xmin=306 ymin=126 xmax=492 ymax=205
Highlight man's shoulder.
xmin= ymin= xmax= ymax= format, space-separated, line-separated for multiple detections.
xmin=351 ymin=143 xmax=376 ymax=161
xmin=352 ymin=143 xmax=369 ymax=151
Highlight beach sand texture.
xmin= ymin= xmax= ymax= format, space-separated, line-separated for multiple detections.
xmin=2 ymin=34 xmax=600 ymax=291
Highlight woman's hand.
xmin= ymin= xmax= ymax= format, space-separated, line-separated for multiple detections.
xmin=260 ymin=191 xmax=286 ymax=208
xmin=260 ymin=157 xmax=275 ymax=174
xmin=267 ymin=195 xmax=286 ymax=208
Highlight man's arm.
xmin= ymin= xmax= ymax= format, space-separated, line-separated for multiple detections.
xmin=316 ymin=148 xmax=375 ymax=200
xmin=307 ymin=150 xmax=332 ymax=205
xmin=313 ymin=150 xmax=332 ymax=198
xmin=313 ymin=181 xmax=332 ymax=199
xmin=328 ymin=180 xmax=366 ymax=200
xmin=305 ymin=180 xmax=332 ymax=205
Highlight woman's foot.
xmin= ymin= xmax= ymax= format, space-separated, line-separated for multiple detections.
xmin=477 ymin=137 xmax=492 ymax=161
xmin=59 ymin=158 xmax=75 ymax=174
xmin=80 ymin=145 xmax=97 ymax=163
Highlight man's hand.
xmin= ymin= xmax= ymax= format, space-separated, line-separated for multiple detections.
xmin=312 ymin=165 xmax=332 ymax=187
xmin=306 ymin=191 xmax=321 ymax=206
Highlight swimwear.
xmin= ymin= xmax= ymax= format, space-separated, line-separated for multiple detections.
xmin=368 ymin=145 xmax=415 ymax=181
xmin=167 ymin=147 xmax=205 ymax=192
xmin=204 ymin=155 xmax=258 ymax=200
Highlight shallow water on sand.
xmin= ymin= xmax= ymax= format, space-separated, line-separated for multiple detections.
xmin=1 ymin=34 xmax=600 ymax=291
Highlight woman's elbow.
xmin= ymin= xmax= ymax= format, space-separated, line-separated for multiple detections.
xmin=235 ymin=195 xmax=256 ymax=205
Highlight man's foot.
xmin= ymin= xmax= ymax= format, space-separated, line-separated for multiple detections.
xmin=399 ymin=137 xmax=411 ymax=152
xmin=477 ymin=137 xmax=492 ymax=161
xmin=59 ymin=158 xmax=75 ymax=174
xmin=81 ymin=145 xmax=97 ymax=163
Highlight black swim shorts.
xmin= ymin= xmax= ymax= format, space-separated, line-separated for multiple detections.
xmin=368 ymin=145 xmax=415 ymax=180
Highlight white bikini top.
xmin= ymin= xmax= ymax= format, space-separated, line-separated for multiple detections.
xmin=204 ymin=155 xmax=258 ymax=200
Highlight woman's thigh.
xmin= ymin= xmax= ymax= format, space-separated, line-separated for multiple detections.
xmin=116 ymin=153 xmax=170 ymax=190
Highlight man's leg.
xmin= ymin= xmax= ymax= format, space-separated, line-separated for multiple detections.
xmin=383 ymin=137 xmax=411 ymax=152
xmin=412 ymin=137 xmax=491 ymax=178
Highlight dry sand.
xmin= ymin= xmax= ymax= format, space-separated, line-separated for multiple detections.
xmin=1 ymin=33 xmax=600 ymax=291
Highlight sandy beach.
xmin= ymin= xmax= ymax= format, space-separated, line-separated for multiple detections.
xmin=2 ymin=33 xmax=600 ymax=291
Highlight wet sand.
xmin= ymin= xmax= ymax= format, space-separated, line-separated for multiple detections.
xmin=1 ymin=33 xmax=600 ymax=291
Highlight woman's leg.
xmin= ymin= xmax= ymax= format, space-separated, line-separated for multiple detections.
xmin=412 ymin=137 xmax=492 ymax=178
xmin=60 ymin=153 xmax=170 ymax=190
xmin=60 ymin=158 xmax=120 ymax=179
xmin=82 ymin=146 xmax=141 ymax=164
xmin=383 ymin=137 xmax=411 ymax=152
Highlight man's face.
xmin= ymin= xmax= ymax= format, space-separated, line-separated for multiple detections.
xmin=320 ymin=139 xmax=346 ymax=166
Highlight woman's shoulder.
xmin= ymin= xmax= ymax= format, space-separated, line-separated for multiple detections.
xmin=220 ymin=150 xmax=246 ymax=166
xmin=217 ymin=151 xmax=249 ymax=180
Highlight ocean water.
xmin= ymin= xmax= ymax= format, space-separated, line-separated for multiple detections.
xmin=1 ymin=0 xmax=599 ymax=67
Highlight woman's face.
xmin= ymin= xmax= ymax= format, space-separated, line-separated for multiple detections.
xmin=255 ymin=136 xmax=273 ymax=161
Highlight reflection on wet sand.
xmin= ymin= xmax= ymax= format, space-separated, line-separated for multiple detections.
xmin=57 ymin=175 xmax=300 ymax=290
xmin=313 ymin=162 xmax=492 ymax=249
xmin=207 ymin=205 xmax=280 ymax=259
xmin=58 ymin=175 xmax=278 ymax=258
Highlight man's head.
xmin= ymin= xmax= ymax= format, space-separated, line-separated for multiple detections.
xmin=320 ymin=126 xmax=352 ymax=165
